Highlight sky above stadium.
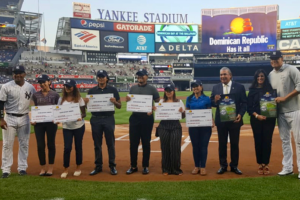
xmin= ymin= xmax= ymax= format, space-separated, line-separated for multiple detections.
xmin=21 ymin=0 xmax=299 ymax=47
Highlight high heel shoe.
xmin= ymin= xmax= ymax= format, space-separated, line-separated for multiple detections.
xmin=192 ymin=167 xmax=200 ymax=175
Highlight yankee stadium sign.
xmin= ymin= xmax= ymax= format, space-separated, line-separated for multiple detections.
xmin=98 ymin=9 xmax=188 ymax=23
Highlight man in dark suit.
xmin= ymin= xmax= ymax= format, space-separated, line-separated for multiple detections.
xmin=211 ymin=67 xmax=247 ymax=175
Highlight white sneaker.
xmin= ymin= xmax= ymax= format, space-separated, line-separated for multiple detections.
xmin=61 ymin=172 xmax=68 ymax=178
xmin=298 ymin=173 xmax=300 ymax=179
xmin=278 ymin=169 xmax=293 ymax=176
xmin=73 ymin=170 xmax=81 ymax=177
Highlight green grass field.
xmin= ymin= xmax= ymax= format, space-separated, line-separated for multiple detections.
xmin=0 ymin=174 xmax=299 ymax=200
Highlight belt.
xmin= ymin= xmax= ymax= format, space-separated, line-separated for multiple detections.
xmin=6 ymin=113 xmax=28 ymax=117
xmin=92 ymin=115 xmax=112 ymax=118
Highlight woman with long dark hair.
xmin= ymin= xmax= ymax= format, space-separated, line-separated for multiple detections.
xmin=186 ymin=80 xmax=214 ymax=176
xmin=32 ymin=75 xmax=60 ymax=176
xmin=58 ymin=79 xmax=86 ymax=178
xmin=154 ymin=84 xmax=185 ymax=175
xmin=247 ymin=69 xmax=276 ymax=175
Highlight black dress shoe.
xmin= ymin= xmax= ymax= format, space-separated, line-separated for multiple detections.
xmin=126 ymin=167 xmax=138 ymax=174
xmin=19 ymin=170 xmax=27 ymax=176
xmin=110 ymin=167 xmax=118 ymax=175
xmin=89 ymin=168 xmax=102 ymax=176
xmin=142 ymin=167 xmax=149 ymax=175
xmin=1 ymin=173 xmax=9 ymax=178
xmin=231 ymin=168 xmax=242 ymax=175
xmin=217 ymin=167 xmax=227 ymax=174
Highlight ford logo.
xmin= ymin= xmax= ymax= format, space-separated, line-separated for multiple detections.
xmin=104 ymin=35 xmax=124 ymax=44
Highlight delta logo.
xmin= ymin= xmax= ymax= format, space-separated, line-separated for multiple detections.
xmin=74 ymin=31 xmax=97 ymax=43
xmin=224 ymin=17 xmax=253 ymax=36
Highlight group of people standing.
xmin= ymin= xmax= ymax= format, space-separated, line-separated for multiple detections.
xmin=1 ymin=51 xmax=300 ymax=180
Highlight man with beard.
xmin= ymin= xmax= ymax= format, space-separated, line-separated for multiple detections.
xmin=126 ymin=69 xmax=160 ymax=175
xmin=0 ymin=66 xmax=36 ymax=178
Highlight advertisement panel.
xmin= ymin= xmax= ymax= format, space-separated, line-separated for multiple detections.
xmin=86 ymin=52 xmax=117 ymax=63
xmin=128 ymin=33 xmax=155 ymax=53
xmin=114 ymin=23 xmax=154 ymax=33
xmin=70 ymin=18 xmax=114 ymax=31
xmin=153 ymin=77 xmax=171 ymax=83
xmin=201 ymin=5 xmax=278 ymax=53
xmin=155 ymin=24 xmax=198 ymax=43
xmin=100 ymin=31 xmax=128 ymax=52
xmin=71 ymin=28 xmax=100 ymax=51
xmin=281 ymin=28 xmax=300 ymax=39
xmin=73 ymin=2 xmax=91 ymax=18
xmin=109 ymin=76 xmax=116 ymax=83
xmin=117 ymin=76 xmax=134 ymax=83
xmin=0 ymin=37 xmax=17 ymax=42
xmin=58 ymin=75 xmax=94 ymax=79
xmin=173 ymin=63 xmax=194 ymax=68
xmin=277 ymin=39 xmax=300 ymax=50
xmin=155 ymin=43 xmax=201 ymax=53
xmin=280 ymin=19 xmax=300 ymax=29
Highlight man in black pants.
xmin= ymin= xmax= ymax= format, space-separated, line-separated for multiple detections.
xmin=88 ymin=70 xmax=121 ymax=175
xmin=126 ymin=69 xmax=160 ymax=175
xmin=211 ymin=67 xmax=247 ymax=175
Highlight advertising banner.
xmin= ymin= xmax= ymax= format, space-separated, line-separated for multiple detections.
xmin=86 ymin=52 xmax=117 ymax=63
xmin=114 ymin=23 xmax=154 ymax=33
xmin=100 ymin=31 xmax=128 ymax=52
xmin=0 ymin=37 xmax=17 ymax=42
xmin=73 ymin=2 xmax=91 ymax=18
xmin=108 ymin=76 xmax=116 ymax=83
xmin=173 ymin=63 xmax=193 ymax=68
xmin=201 ymin=5 xmax=278 ymax=53
xmin=32 ymin=84 xmax=97 ymax=90
xmin=71 ymin=28 xmax=100 ymax=51
xmin=128 ymin=33 xmax=155 ymax=53
xmin=153 ymin=77 xmax=171 ymax=83
xmin=155 ymin=43 xmax=201 ymax=53
xmin=117 ymin=76 xmax=134 ymax=83
xmin=70 ymin=18 xmax=114 ymax=31
xmin=155 ymin=24 xmax=198 ymax=43
xmin=281 ymin=28 xmax=300 ymax=39
xmin=280 ymin=19 xmax=300 ymax=29
xmin=58 ymin=75 xmax=94 ymax=79
xmin=277 ymin=39 xmax=300 ymax=50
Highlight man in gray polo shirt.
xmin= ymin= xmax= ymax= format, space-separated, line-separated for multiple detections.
xmin=126 ymin=69 xmax=160 ymax=175
xmin=268 ymin=51 xmax=300 ymax=179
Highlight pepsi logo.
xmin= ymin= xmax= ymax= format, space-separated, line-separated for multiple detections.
xmin=81 ymin=20 xmax=87 ymax=27
xmin=104 ymin=35 xmax=124 ymax=44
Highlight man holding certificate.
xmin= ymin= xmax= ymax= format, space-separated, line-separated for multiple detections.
xmin=87 ymin=70 xmax=121 ymax=176
xmin=126 ymin=69 xmax=160 ymax=175
xmin=211 ymin=67 xmax=247 ymax=175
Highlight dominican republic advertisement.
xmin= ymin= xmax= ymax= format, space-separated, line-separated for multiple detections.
xmin=201 ymin=5 xmax=278 ymax=53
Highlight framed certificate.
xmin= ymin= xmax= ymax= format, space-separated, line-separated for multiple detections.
xmin=219 ymin=94 xmax=236 ymax=122
xmin=260 ymin=90 xmax=277 ymax=118
xmin=154 ymin=102 xmax=182 ymax=120
xmin=126 ymin=94 xmax=153 ymax=113
xmin=53 ymin=103 xmax=81 ymax=123
xmin=31 ymin=105 xmax=54 ymax=123
xmin=185 ymin=109 xmax=213 ymax=127
xmin=86 ymin=94 xmax=114 ymax=112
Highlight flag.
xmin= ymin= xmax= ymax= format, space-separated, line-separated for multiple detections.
xmin=41 ymin=38 xmax=47 ymax=44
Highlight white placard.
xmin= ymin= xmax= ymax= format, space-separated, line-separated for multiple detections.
xmin=31 ymin=105 xmax=54 ymax=123
xmin=185 ymin=109 xmax=213 ymax=127
xmin=86 ymin=94 xmax=114 ymax=112
xmin=53 ymin=103 xmax=81 ymax=123
xmin=126 ymin=94 xmax=153 ymax=113
xmin=155 ymin=102 xmax=182 ymax=120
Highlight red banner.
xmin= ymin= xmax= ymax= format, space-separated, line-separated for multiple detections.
xmin=58 ymin=75 xmax=94 ymax=79
xmin=35 ymin=74 xmax=55 ymax=78
xmin=0 ymin=37 xmax=17 ymax=42
xmin=32 ymin=83 xmax=97 ymax=90
xmin=114 ymin=23 xmax=154 ymax=33
xmin=73 ymin=12 xmax=91 ymax=18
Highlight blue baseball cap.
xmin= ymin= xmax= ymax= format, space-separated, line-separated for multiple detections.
xmin=136 ymin=69 xmax=148 ymax=76
xmin=37 ymin=74 xmax=50 ymax=82
xmin=164 ymin=84 xmax=175 ymax=91
xmin=12 ymin=65 xmax=25 ymax=73
xmin=191 ymin=79 xmax=202 ymax=87
xmin=269 ymin=51 xmax=283 ymax=60
xmin=97 ymin=70 xmax=109 ymax=78
xmin=64 ymin=79 xmax=77 ymax=87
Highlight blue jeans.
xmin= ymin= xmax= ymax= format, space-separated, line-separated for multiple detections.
xmin=189 ymin=127 xmax=212 ymax=168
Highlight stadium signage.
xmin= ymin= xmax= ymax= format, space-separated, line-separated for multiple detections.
xmin=0 ymin=37 xmax=17 ymax=42
xmin=155 ymin=43 xmax=201 ymax=53
xmin=277 ymin=39 xmax=300 ymax=50
xmin=97 ymin=9 xmax=188 ymax=23
xmin=100 ymin=31 xmax=128 ymax=52
xmin=70 ymin=18 xmax=114 ymax=31
xmin=153 ymin=77 xmax=171 ymax=83
xmin=104 ymin=35 xmax=124 ymax=44
xmin=114 ymin=23 xmax=154 ymax=33
xmin=280 ymin=19 xmax=300 ymax=29
xmin=58 ymin=75 xmax=94 ymax=79
xmin=73 ymin=2 xmax=91 ymax=18
xmin=71 ymin=28 xmax=100 ymax=51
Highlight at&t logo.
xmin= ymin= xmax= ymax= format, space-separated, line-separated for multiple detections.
xmin=136 ymin=35 xmax=147 ymax=50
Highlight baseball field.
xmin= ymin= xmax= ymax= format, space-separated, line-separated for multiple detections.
xmin=0 ymin=91 xmax=299 ymax=200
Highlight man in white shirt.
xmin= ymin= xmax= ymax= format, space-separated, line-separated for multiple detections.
xmin=0 ymin=66 xmax=36 ymax=178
